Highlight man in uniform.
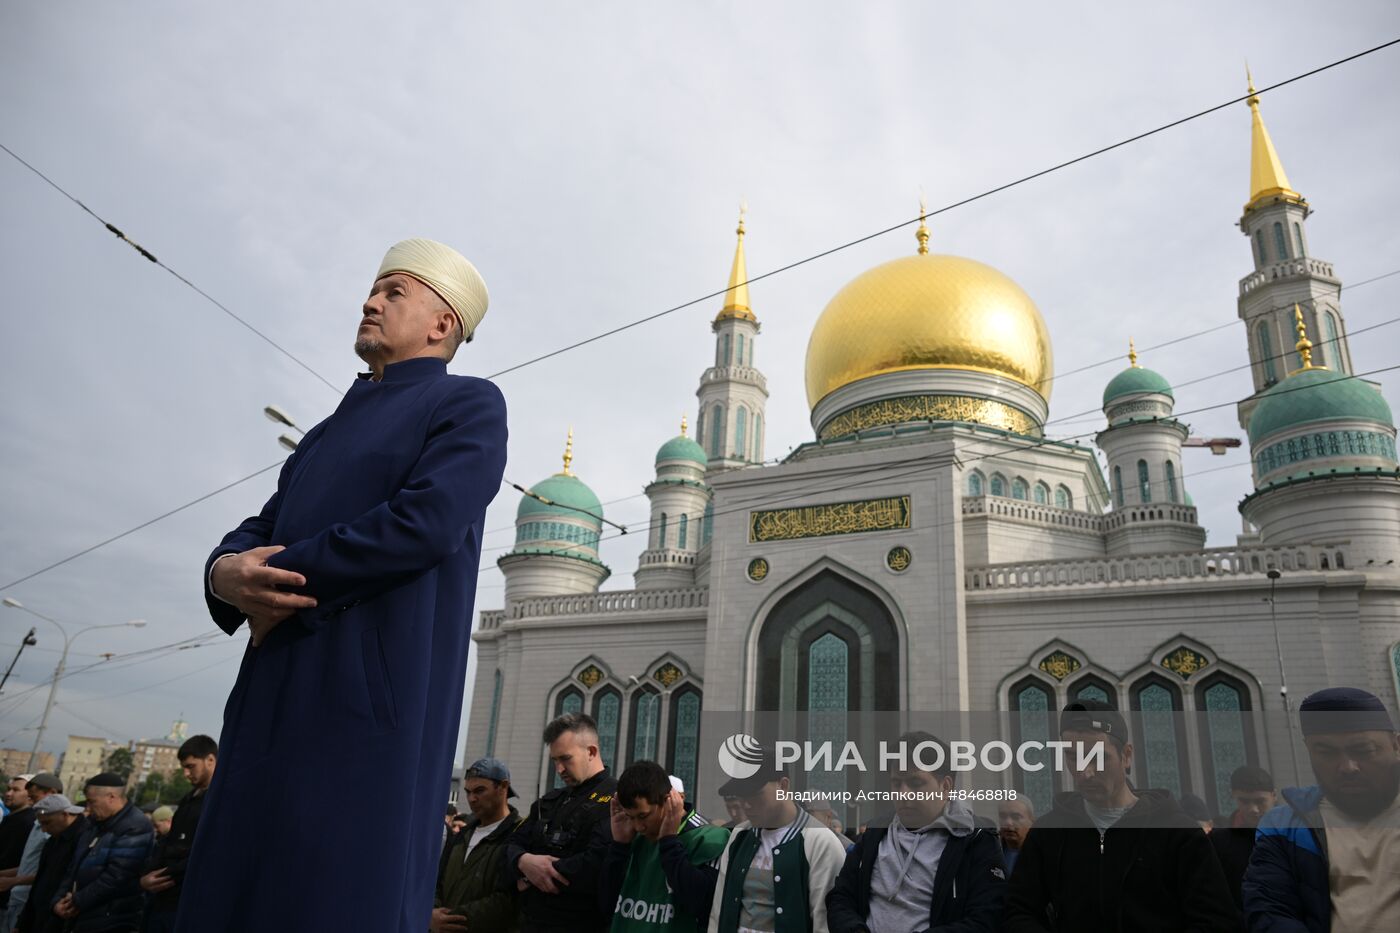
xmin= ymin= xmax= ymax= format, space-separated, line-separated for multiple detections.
xmin=180 ymin=238 xmax=508 ymax=932
xmin=504 ymin=712 xmax=616 ymax=932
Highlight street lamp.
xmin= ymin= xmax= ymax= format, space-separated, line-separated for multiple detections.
xmin=265 ymin=404 xmax=305 ymax=451
xmin=0 ymin=626 xmax=37 ymax=694
xmin=2 ymin=598 xmax=145 ymax=771
xmin=1264 ymin=569 xmax=1302 ymax=784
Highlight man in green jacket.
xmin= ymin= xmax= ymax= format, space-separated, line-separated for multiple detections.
xmin=433 ymin=759 xmax=524 ymax=932
xmin=598 ymin=761 xmax=729 ymax=932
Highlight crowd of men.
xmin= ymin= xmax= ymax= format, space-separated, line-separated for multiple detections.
xmin=0 ymin=735 xmax=216 ymax=933
xmin=435 ymin=685 xmax=1398 ymax=932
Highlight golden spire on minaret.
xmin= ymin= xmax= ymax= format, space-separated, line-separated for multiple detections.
xmin=1293 ymin=304 xmax=1318 ymax=371
xmin=561 ymin=427 xmax=575 ymax=476
xmin=915 ymin=194 xmax=930 ymax=255
xmin=680 ymin=414 xmax=689 ymax=437
xmin=1244 ymin=66 xmax=1303 ymax=212
xmin=716 ymin=202 xmax=756 ymax=322
xmin=1128 ymin=337 xmax=1140 ymax=368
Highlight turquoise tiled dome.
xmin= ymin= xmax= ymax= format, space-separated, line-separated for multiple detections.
xmin=1103 ymin=366 xmax=1173 ymax=407
xmin=516 ymin=473 xmax=603 ymax=527
xmin=656 ymin=434 xmax=707 ymax=467
xmin=1248 ymin=368 xmax=1394 ymax=444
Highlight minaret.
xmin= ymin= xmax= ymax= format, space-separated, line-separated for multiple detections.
xmin=1236 ymin=68 xmax=1353 ymax=430
xmin=498 ymin=429 xmax=610 ymax=602
xmin=696 ymin=206 xmax=769 ymax=473
xmin=635 ymin=416 xmax=712 ymax=590
xmin=1097 ymin=340 xmax=1206 ymax=555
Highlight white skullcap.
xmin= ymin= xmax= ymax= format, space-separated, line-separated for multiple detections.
xmin=669 ymin=775 xmax=685 ymax=795
xmin=376 ymin=238 xmax=490 ymax=340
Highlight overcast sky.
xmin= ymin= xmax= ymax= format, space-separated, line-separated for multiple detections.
xmin=3 ymin=2 xmax=1398 ymax=764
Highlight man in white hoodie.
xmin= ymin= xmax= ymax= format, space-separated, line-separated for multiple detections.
xmin=826 ymin=731 xmax=1007 ymax=932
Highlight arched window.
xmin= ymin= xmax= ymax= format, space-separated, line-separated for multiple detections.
xmin=1323 ymin=311 xmax=1341 ymax=370
xmin=1293 ymin=222 xmax=1305 ymax=257
xmin=1009 ymin=677 xmax=1056 ymax=815
xmin=753 ymin=412 xmax=762 ymax=461
xmin=1165 ymin=461 xmax=1179 ymax=503
xmin=629 ymin=688 xmax=661 ymax=765
xmin=748 ymin=338 xmax=755 ymax=367
xmin=485 ymin=670 xmax=503 ymax=756
xmin=736 ymin=333 xmax=745 ymax=367
xmin=1130 ymin=675 xmax=1188 ymax=798
xmin=1012 ymin=478 xmax=1029 ymax=500
xmin=1070 ymin=674 xmax=1116 ymax=706
xmin=1196 ymin=674 xmax=1257 ymax=815
xmin=1258 ymin=322 xmax=1277 ymax=383
xmin=1055 ymin=485 xmax=1071 ymax=509
xmin=990 ymin=473 xmax=1007 ymax=497
xmin=1273 ymin=222 xmax=1289 ymax=260
xmin=1112 ymin=466 xmax=1124 ymax=507
xmin=1137 ymin=459 xmax=1151 ymax=503
xmin=667 ymin=686 xmax=703 ymax=797
xmin=657 ymin=513 xmax=667 ymax=550
xmin=696 ymin=411 xmax=705 ymax=448
xmin=735 ymin=406 xmax=748 ymax=459
xmin=593 ymin=687 xmax=622 ymax=772
xmin=553 ymin=687 xmax=585 ymax=787
xmin=702 ymin=501 xmax=714 ymax=545
xmin=721 ymin=333 xmax=732 ymax=366
xmin=709 ymin=405 xmax=725 ymax=458
xmin=1255 ymin=230 xmax=1267 ymax=265
xmin=1033 ymin=482 xmax=1049 ymax=505
xmin=678 ymin=514 xmax=688 ymax=549
xmin=968 ymin=471 xmax=984 ymax=496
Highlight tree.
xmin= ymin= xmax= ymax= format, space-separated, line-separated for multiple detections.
xmin=104 ymin=747 xmax=134 ymax=781
xmin=136 ymin=771 xmax=165 ymax=806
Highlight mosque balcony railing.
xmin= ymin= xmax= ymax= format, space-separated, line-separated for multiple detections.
xmin=1239 ymin=258 xmax=1337 ymax=296
xmin=478 ymin=609 xmax=506 ymax=631
xmin=700 ymin=366 xmax=767 ymax=391
xmin=504 ymin=585 xmax=709 ymax=620
xmin=1102 ymin=503 xmax=1199 ymax=530
xmin=638 ymin=548 xmax=698 ymax=566
xmin=966 ymin=541 xmax=1351 ymax=591
xmin=962 ymin=495 xmax=1105 ymax=532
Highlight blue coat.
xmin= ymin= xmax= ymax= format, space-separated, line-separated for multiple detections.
xmin=59 ymin=801 xmax=153 ymax=933
xmin=1242 ymin=786 xmax=1331 ymax=933
xmin=177 ymin=357 xmax=507 ymax=932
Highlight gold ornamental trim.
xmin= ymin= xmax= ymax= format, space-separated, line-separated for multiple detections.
xmin=747 ymin=558 xmax=770 ymax=581
xmin=886 ymin=546 xmax=912 ymax=572
xmin=653 ymin=662 xmax=684 ymax=688
xmin=577 ymin=664 xmax=604 ymax=688
xmin=819 ymin=394 xmax=1038 ymax=440
xmin=1161 ymin=647 xmax=1210 ymax=680
xmin=749 ymin=495 xmax=912 ymax=544
xmin=1038 ymin=650 xmax=1081 ymax=681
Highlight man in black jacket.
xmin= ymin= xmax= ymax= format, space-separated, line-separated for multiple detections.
xmin=1207 ymin=764 xmax=1275 ymax=915
xmin=15 ymin=795 xmax=87 ymax=933
xmin=827 ymin=731 xmax=1006 ymax=932
xmin=503 ymin=713 xmax=616 ymax=932
xmin=52 ymin=773 xmax=154 ymax=933
xmin=1002 ymin=701 xmax=1239 ymax=932
xmin=138 ymin=735 xmax=217 ymax=933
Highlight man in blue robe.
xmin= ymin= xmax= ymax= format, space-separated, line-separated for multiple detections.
xmin=177 ymin=238 xmax=508 ymax=931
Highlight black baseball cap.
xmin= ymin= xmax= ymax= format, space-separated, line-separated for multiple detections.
xmin=1059 ymin=700 xmax=1130 ymax=748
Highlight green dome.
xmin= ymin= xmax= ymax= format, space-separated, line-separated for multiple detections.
xmin=516 ymin=473 xmax=603 ymax=526
xmin=1103 ymin=366 xmax=1173 ymax=407
xmin=656 ymin=434 xmax=707 ymax=467
xmin=1248 ymin=367 xmax=1395 ymax=444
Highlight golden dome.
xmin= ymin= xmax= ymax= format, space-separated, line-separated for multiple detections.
xmin=805 ymin=253 xmax=1054 ymax=408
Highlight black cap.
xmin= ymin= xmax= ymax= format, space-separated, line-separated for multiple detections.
xmin=1059 ymin=700 xmax=1130 ymax=748
xmin=717 ymin=739 xmax=787 ymax=798
xmin=85 ymin=772 xmax=125 ymax=789
xmin=27 ymin=773 xmax=63 ymax=792
xmin=1299 ymin=687 xmax=1396 ymax=736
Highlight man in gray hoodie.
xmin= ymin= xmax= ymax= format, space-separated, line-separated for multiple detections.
xmin=826 ymin=731 xmax=1006 ymax=932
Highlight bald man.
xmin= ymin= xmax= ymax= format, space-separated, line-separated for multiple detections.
xmin=181 ymin=240 xmax=508 ymax=932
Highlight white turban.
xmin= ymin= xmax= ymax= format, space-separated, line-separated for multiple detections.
xmin=376 ymin=238 xmax=490 ymax=340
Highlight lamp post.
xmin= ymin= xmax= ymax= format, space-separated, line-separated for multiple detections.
xmin=265 ymin=404 xmax=305 ymax=451
xmin=2 ymin=598 xmax=145 ymax=770
xmin=0 ymin=627 xmax=37 ymax=694
xmin=1265 ymin=569 xmax=1302 ymax=785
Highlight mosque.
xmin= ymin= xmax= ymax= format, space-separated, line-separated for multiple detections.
xmin=462 ymin=84 xmax=1400 ymax=818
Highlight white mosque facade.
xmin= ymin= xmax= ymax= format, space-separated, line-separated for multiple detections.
xmin=462 ymin=89 xmax=1400 ymax=818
